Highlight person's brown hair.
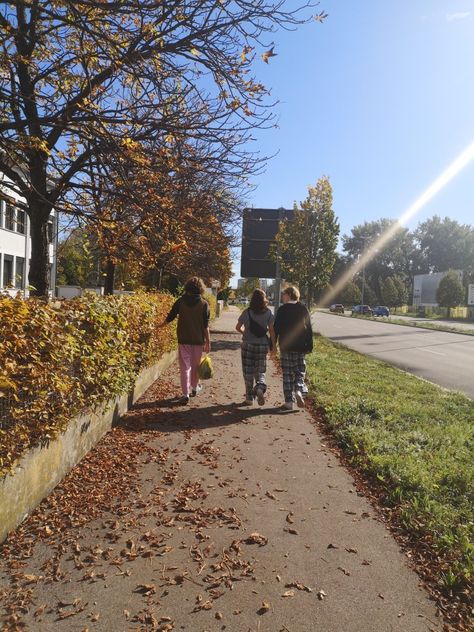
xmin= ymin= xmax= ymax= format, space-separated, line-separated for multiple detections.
xmin=184 ymin=276 xmax=205 ymax=295
xmin=283 ymin=286 xmax=300 ymax=301
xmin=249 ymin=288 xmax=268 ymax=313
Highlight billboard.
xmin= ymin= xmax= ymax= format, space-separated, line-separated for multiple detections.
xmin=413 ymin=270 xmax=463 ymax=306
xmin=240 ymin=208 xmax=293 ymax=278
xmin=468 ymin=284 xmax=474 ymax=306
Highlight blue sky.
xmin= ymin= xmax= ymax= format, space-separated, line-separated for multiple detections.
xmin=231 ymin=0 xmax=474 ymax=284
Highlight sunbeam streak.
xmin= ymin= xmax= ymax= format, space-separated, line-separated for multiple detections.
xmin=320 ymin=140 xmax=474 ymax=307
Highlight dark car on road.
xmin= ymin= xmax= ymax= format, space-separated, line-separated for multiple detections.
xmin=329 ymin=303 xmax=345 ymax=313
xmin=373 ymin=305 xmax=390 ymax=317
xmin=352 ymin=304 xmax=373 ymax=316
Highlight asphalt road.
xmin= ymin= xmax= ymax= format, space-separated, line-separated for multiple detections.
xmin=312 ymin=311 xmax=474 ymax=399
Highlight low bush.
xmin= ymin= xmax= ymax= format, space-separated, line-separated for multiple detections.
xmin=0 ymin=292 xmax=177 ymax=476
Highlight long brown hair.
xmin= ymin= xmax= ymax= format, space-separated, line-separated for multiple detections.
xmin=249 ymin=288 xmax=268 ymax=313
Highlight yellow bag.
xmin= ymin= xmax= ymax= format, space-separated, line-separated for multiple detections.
xmin=198 ymin=354 xmax=213 ymax=380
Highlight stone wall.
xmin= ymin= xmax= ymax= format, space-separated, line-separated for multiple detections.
xmin=0 ymin=350 xmax=177 ymax=543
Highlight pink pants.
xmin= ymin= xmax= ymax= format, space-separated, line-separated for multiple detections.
xmin=178 ymin=344 xmax=203 ymax=395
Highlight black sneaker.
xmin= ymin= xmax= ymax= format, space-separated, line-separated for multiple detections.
xmin=178 ymin=395 xmax=190 ymax=405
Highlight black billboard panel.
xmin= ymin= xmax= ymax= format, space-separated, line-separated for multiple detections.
xmin=240 ymin=208 xmax=293 ymax=278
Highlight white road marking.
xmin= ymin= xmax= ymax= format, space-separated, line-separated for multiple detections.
xmin=418 ymin=348 xmax=445 ymax=356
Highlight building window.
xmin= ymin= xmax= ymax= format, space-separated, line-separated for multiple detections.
xmin=5 ymin=204 xmax=14 ymax=231
xmin=3 ymin=255 xmax=13 ymax=287
xmin=15 ymin=257 xmax=25 ymax=289
xmin=16 ymin=209 xmax=25 ymax=234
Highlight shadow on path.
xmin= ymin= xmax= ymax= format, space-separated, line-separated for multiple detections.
xmin=120 ymin=401 xmax=288 ymax=433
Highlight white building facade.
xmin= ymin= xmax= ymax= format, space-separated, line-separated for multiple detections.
xmin=0 ymin=174 xmax=57 ymax=295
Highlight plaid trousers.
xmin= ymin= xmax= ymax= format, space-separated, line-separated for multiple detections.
xmin=280 ymin=351 xmax=306 ymax=402
xmin=241 ymin=342 xmax=268 ymax=399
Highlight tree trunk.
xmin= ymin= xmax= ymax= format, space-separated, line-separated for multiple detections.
xmin=307 ymin=284 xmax=313 ymax=310
xmin=29 ymin=212 xmax=50 ymax=297
xmin=104 ymin=259 xmax=115 ymax=295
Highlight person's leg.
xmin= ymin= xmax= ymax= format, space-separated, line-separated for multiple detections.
xmin=294 ymin=352 xmax=306 ymax=392
xmin=254 ymin=344 xmax=268 ymax=405
xmin=241 ymin=342 xmax=255 ymax=402
xmin=190 ymin=345 xmax=203 ymax=391
xmin=294 ymin=352 xmax=306 ymax=407
xmin=254 ymin=345 xmax=268 ymax=394
xmin=280 ymin=352 xmax=294 ymax=403
xmin=178 ymin=344 xmax=192 ymax=397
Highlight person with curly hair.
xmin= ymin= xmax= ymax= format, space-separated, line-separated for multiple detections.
xmin=161 ymin=277 xmax=211 ymax=405
xmin=236 ymin=288 xmax=276 ymax=406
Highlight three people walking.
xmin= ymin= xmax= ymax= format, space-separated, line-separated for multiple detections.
xmin=162 ymin=278 xmax=313 ymax=409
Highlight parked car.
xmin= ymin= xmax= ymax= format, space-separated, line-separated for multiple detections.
xmin=329 ymin=303 xmax=345 ymax=313
xmin=373 ymin=305 xmax=390 ymax=317
xmin=352 ymin=304 xmax=373 ymax=315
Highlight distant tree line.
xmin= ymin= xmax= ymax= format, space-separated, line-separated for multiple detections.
xmin=332 ymin=216 xmax=474 ymax=307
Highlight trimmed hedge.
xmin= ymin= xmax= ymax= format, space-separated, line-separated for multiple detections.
xmin=0 ymin=292 xmax=179 ymax=476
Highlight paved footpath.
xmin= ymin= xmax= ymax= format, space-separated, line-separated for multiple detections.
xmin=0 ymin=308 xmax=441 ymax=632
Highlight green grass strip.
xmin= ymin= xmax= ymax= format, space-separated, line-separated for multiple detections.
xmin=306 ymin=334 xmax=474 ymax=591
xmin=347 ymin=312 xmax=474 ymax=336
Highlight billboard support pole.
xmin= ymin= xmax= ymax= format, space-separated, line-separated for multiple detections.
xmin=274 ymin=208 xmax=285 ymax=309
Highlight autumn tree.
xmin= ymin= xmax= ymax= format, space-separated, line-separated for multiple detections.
xmin=342 ymin=219 xmax=414 ymax=289
xmin=436 ymin=270 xmax=465 ymax=308
xmin=56 ymin=227 xmax=99 ymax=288
xmin=340 ymin=282 xmax=361 ymax=307
xmin=413 ymin=216 xmax=474 ymax=275
xmin=0 ymin=1 xmax=323 ymax=295
xmin=380 ymin=277 xmax=398 ymax=307
xmin=272 ymin=177 xmax=339 ymax=308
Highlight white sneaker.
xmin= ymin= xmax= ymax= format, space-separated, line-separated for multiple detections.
xmin=191 ymin=384 xmax=203 ymax=397
xmin=283 ymin=401 xmax=295 ymax=410
xmin=295 ymin=391 xmax=305 ymax=408
xmin=256 ymin=388 xmax=265 ymax=406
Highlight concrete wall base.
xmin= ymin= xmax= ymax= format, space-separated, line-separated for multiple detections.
xmin=0 ymin=350 xmax=177 ymax=543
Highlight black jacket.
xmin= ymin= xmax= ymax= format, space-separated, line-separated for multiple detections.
xmin=273 ymin=302 xmax=313 ymax=353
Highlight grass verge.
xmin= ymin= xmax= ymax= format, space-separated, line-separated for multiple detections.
xmin=347 ymin=312 xmax=474 ymax=336
xmin=306 ymin=335 xmax=473 ymax=624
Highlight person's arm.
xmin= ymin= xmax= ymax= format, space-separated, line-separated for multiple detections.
xmin=203 ymin=327 xmax=211 ymax=353
xmin=157 ymin=298 xmax=180 ymax=328
xmin=236 ymin=309 xmax=246 ymax=334
xmin=273 ymin=307 xmax=281 ymax=344
xmin=268 ymin=323 xmax=277 ymax=353
xmin=303 ymin=305 xmax=313 ymax=352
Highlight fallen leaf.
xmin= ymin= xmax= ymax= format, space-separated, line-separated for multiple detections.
xmin=282 ymin=590 xmax=295 ymax=598
xmin=286 ymin=513 xmax=294 ymax=524
xmin=286 ymin=582 xmax=312 ymax=593
xmin=317 ymin=590 xmax=327 ymax=600
xmin=258 ymin=601 xmax=271 ymax=614
xmin=285 ymin=528 xmax=299 ymax=535
xmin=327 ymin=543 xmax=339 ymax=549
xmin=244 ymin=532 xmax=268 ymax=546
xmin=134 ymin=583 xmax=156 ymax=595
xmin=345 ymin=547 xmax=358 ymax=554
